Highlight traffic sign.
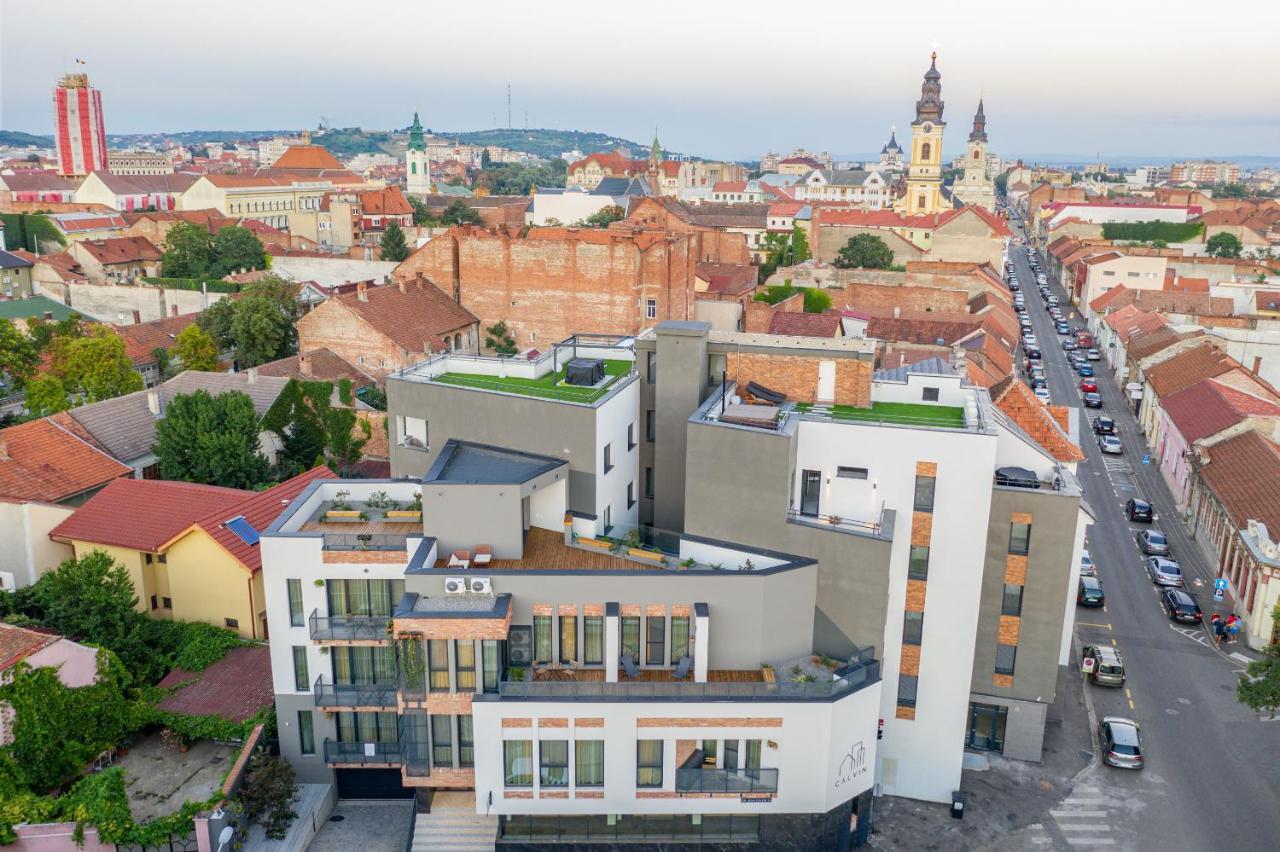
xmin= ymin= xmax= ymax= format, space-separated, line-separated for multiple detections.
xmin=1215 ymin=578 xmax=1229 ymax=592
xmin=1214 ymin=591 xmax=1225 ymax=603
xmin=1142 ymin=454 xmax=1151 ymax=465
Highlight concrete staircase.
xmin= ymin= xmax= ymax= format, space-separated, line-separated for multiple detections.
xmin=411 ymin=809 xmax=497 ymax=852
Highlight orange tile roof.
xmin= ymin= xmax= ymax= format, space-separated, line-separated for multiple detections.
xmin=767 ymin=312 xmax=842 ymax=337
xmin=1198 ymin=430 xmax=1280 ymax=533
xmin=359 ymin=186 xmax=413 ymax=216
xmin=256 ymin=348 xmax=372 ymax=385
xmin=989 ymin=377 xmax=1085 ymax=462
xmin=113 ymin=313 xmax=201 ymax=365
xmin=76 ymin=236 xmax=161 ymax=265
xmin=0 ymin=416 xmax=131 ymax=502
xmin=0 ymin=623 xmax=59 ymax=672
xmin=49 ymin=478 xmax=247 ymax=551
xmin=1145 ymin=343 xmax=1236 ymax=397
xmin=326 ymin=280 xmax=479 ymax=354
xmin=270 ymin=145 xmax=344 ymax=171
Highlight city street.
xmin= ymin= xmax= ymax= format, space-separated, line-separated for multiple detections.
xmin=1002 ymin=226 xmax=1280 ymax=851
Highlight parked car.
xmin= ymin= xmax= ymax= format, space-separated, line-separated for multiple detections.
xmin=1078 ymin=576 xmax=1105 ymax=606
xmin=1145 ymin=556 xmax=1183 ymax=587
xmin=1047 ymin=295 xmax=1060 ymax=305
xmin=1056 ymin=322 xmax=1071 ymax=334
xmin=1099 ymin=435 xmax=1123 ymax=454
xmin=1080 ymin=378 xmax=1098 ymax=393
xmin=1087 ymin=348 xmax=1101 ymax=361
xmin=1100 ymin=717 xmax=1144 ymax=769
xmin=1082 ymin=645 xmax=1126 ymax=686
xmin=1080 ymin=549 xmax=1096 ymax=577
xmin=1026 ymin=348 xmax=1042 ymax=362
xmin=1078 ymin=364 xmax=1095 ymax=378
xmin=1063 ymin=339 xmax=1079 ymax=351
xmin=1126 ymin=498 xmax=1154 ymax=522
xmin=1136 ymin=529 xmax=1170 ymax=556
xmin=1093 ymin=416 xmax=1116 ymax=435
xmin=1160 ymin=588 xmax=1202 ymax=623
xmin=1032 ymin=377 xmax=1048 ymax=390
xmin=1083 ymin=392 xmax=1103 ymax=408
xmin=1034 ymin=387 xmax=1052 ymax=404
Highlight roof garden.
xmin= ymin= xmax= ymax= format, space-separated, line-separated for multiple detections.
xmin=431 ymin=358 xmax=633 ymax=403
xmin=794 ymin=401 xmax=967 ymax=429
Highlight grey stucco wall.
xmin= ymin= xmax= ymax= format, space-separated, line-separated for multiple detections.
xmin=635 ymin=338 xmax=657 ymax=526
xmin=276 ymin=693 xmax=335 ymax=785
xmin=681 ymin=419 xmax=894 ymax=659
xmin=653 ymin=326 xmax=710 ymax=531
xmin=968 ymin=693 xmax=1049 ymax=761
xmin=424 ymin=483 xmax=525 ymax=558
xmin=971 ymin=487 xmax=1080 ymax=703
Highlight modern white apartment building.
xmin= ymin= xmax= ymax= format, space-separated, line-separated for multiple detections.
xmin=259 ymin=326 xmax=1088 ymax=849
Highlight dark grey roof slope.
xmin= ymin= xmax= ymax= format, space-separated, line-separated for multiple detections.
xmin=873 ymin=356 xmax=955 ymax=382
xmin=593 ymin=176 xmax=651 ymax=197
xmin=424 ymin=439 xmax=566 ymax=485
xmin=68 ymin=370 xmax=288 ymax=464
xmin=0 ymin=250 xmax=33 ymax=269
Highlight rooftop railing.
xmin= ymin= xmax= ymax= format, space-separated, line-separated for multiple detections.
xmin=786 ymin=507 xmax=885 ymax=536
xmin=321 ymin=533 xmax=410 ymax=552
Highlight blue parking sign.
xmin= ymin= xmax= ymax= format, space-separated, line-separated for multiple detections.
xmin=1142 ymin=454 xmax=1151 ymax=465
xmin=1215 ymin=578 xmax=1229 ymax=592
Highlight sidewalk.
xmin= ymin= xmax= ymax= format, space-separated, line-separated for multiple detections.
xmin=867 ymin=663 xmax=1093 ymax=851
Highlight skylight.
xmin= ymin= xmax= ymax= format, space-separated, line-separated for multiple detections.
xmin=224 ymin=515 xmax=260 ymax=546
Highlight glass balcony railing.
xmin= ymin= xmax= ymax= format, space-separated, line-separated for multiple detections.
xmin=675 ymin=766 xmax=779 ymax=795
xmin=308 ymin=609 xmax=392 ymax=643
xmin=322 ymin=739 xmax=402 ymax=766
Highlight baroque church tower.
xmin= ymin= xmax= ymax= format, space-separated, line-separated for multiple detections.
xmin=895 ymin=52 xmax=951 ymax=215
xmin=953 ymin=99 xmax=997 ymax=211
xmin=405 ymin=111 xmax=432 ymax=195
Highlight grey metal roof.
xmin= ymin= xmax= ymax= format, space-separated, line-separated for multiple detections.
xmin=424 ymin=439 xmax=566 ymax=485
xmin=821 ymin=169 xmax=874 ymax=186
xmin=0 ymin=250 xmax=33 ymax=269
xmin=68 ymin=370 xmax=289 ymax=464
xmin=873 ymin=356 xmax=955 ymax=382
xmin=592 ymin=176 xmax=651 ymax=197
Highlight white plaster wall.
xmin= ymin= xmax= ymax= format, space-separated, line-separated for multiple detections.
xmin=527 ymin=194 xmax=617 ymax=226
xmin=0 ymin=500 xmax=74 ymax=588
xmin=528 ymin=478 xmax=567 ymax=533
xmin=594 ymin=380 xmax=640 ymax=533
xmin=269 ymin=257 xmax=398 ymax=287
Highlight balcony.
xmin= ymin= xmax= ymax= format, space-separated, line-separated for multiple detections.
xmin=308 ymin=609 xmax=392 ymax=644
xmin=320 ymin=533 xmax=411 ymax=552
xmin=313 ymin=676 xmax=397 ymax=711
xmin=323 ymin=739 xmax=403 ymax=767
xmin=676 ymin=766 xmax=779 ymax=795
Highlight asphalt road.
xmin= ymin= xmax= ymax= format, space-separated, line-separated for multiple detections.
xmin=1005 ymin=226 xmax=1280 ymax=851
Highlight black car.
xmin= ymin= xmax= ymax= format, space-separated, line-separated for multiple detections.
xmin=1026 ymin=348 xmax=1042 ymax=361
xmin=1093 ymin=416 xmax=1116 ymax=435
xmin=1136 ymin=529 xmax=1171 ymax=556
xmin=1083 ymin=392 xmax=1103 ymax=408
xmin=1126 ymin=498 xmax=1153 ymax=522
xmin=1160 ymin=588 xmax=1202 ymax=623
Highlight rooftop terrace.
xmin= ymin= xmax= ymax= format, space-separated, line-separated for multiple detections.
xmin=794 ymin=401 xmax=966 ymax=429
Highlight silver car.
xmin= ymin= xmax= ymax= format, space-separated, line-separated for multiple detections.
xmin=1146 ymin=556 xmax=1183 ymax=587
xmin=1100 ymin=717 xmax=1144 ymax=769
xmin=1098 ymin=435 xmax=1123 ymax=454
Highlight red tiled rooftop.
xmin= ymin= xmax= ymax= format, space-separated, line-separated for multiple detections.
xmin=990 ymin=376 xmax=1085 ymax=462
xmin=157 ymin=645 xmax=274 ymax=722
xmin=50 ymin=478 xmax=247 ymax=551
xmin=767 ymin=311 xmax=842 ymax=338
xmin=0 ymin=623 xmax=59 ymax=672
xmin=1199 ymin=431 xmax=1280 ymax=533
xmin=1145 ymin=343 xmax=1236 ymax=397
xmin=0 ymin=416 xmax=131 ymax=502
xmin=1162 ymin=379 xmax=1280 ymax=443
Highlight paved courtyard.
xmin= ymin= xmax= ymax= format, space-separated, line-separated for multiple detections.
xmin=306 ymin=800 xmax=414 ymax=852
xmin=116 ymin=732 xmax=238 ymax=822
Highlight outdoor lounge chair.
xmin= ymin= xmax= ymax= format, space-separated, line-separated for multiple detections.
xmin=621 ymin=653 xmax=640 ymax=678
xmin=673 ymin=656 xmax=692 ymax=680
xmin=448 ymin=550 xmax=471 ymax=569
xmin=473 ymin=545 xmax=492 ymax=566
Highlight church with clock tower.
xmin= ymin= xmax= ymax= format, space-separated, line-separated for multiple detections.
xmin=895 ymin=52 xmax=951 ymax=215
xmin=952 ymin=99 xmax=997 ymax=211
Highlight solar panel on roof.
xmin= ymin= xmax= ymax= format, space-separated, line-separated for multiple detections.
xmin=224 ymin=515 xmax=260 ymax=546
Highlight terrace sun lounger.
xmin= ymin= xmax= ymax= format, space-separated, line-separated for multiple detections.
xmin=621 ymin=653 xmax=641 ymax=679
xmin=473 ymin=545 xmax=492 ymax=566
xmin=673 ymin=656 xmax=692 ymax=680
xmin=448 ymin=550 xmax=471 ymax=569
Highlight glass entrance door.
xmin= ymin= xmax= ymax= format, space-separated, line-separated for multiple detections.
xmin=966 ymin=702 xmax=1008 ymax=752
xmin=801 ymin=470 xmax=821 ymax=517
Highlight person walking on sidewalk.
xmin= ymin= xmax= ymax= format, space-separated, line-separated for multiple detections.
xmin=1212 ymin=613 xmax=1226 ymax=645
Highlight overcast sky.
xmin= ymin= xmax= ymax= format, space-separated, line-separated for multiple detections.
xmin=3 ymin=0 xmax=1277 ymax=162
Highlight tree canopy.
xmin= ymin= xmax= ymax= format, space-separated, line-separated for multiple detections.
xmin=1206 ymin=231 xmax=1244 ymax=258
xmin=153 ymin=389 xmax=270 ymax=488
xmin=834 ymin=234 xmax=895 ymax=269
xmin=265 ymin=379 xmax=370 ymax=478
xmin=379 ymin=221 xmax=410 ymax=262
xmin=48 ymin=326 xmax=144 ymax=403
xmin=0 ymin=319 xmax=39 ymax=388
xmin=583 ymin=205 xmax=625 ymax=228
xmin=198 ymin=276 xmax=301 ymax=368
xmin=161 ymin=222 xmax=267 ymax=279
xmin=172 ymin=323 xmax=219 ymax=372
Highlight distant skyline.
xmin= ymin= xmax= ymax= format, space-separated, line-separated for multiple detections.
xmin=3 ymin=0 xmax=1278 ymax=163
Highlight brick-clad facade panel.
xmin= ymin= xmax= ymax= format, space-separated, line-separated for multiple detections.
xmin=393 ymin=615 xmax=511 ymax=640
xmin=538 ymin=718 xmax=568 ymax=728
xmin=915 ymin=461 xmax=938 ymax=476
xmin=910 ymin=512 xmax=933 ymax=546
xmin=575 ymin=717 xmax=605 ymax=727
xmin=905 ymin=580 xmax=928 ymax=612
xmin=998 ymin=615 xmax=1021 ymax=645
xmin=992 ymin=673 xmax=1014 ymax=688
xmin=636 ymin=717 xmax=783 ymax=728
xmin=900 ymin=644 xmax=921 ymax=676
xmin=502 ymin=717 xmax=532 ymax=728
xmin=729 ymin=353 xmax=872 ymax=408
xmin=1005 ymin=555 xmax=1028 ymax=586
xmin=323 ymin=549 xmax=408 ymax=564
xmin=895 ymin=706 xmax=916 ymax=720
xmin=425 ymin=692 xmax=474 ymax=715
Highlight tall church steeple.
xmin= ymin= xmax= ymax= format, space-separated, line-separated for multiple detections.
xmin=649 ymin=132 xmax=663 ymax=170
xmin=896 ymin=51 xmax=951 ymax=215
xmin=408 ymin=111 xmax=425 ymax=151
xmin=969 ymin=99 xmax=987 ymax=143
xmin=914 ymin=52 xmax=945 ymax=125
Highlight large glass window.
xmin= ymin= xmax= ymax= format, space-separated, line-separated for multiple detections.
xmin=745 ymin=740 xmax=761 ymax=770
xmin=902 ymin=611 xmax=924 ymax=645
xmin=636 ymin=740 xmax=663 ymax=788
xmin=701 ymin=740 xmax=717 ymax=766
xmin=1009 ymin=523 xmax=1032 ymax=556
xmin=326 ymin=579 xmax=404 ymax=617
xmin=297 ymin=710 xmax=315 ymax=755
xmin=559 ymin=616 xmax=577 ymax=664
xmin=646 ymin=616 xmax=665 ymax=666
xmin=995 ymin=643 xmax=1018 ymax=676
xmin=575 ymin=740 xmax=604 ymax=786
xmin=331 ymin=645 xmax=396 ymax=685
xmin=540 ymin=740 xmax=569 ymax=787
xmin=621 ymin=616 xmax=641 ymax=661
xmin=1002 ymin=584 xmax=1024 ymax=617
xmin=336 ymin=711 xmax=397 ymax=743
xmin=455 ymin=641 xmax=476 ymax=690
xmin=908 ymin=545 xmax=930 ymax=581
xmin=504 ymin=740 xmax=533 ymax=786
xmin=287 ymin=579 xmax=304 ymax=627
xmin=913 ymin=475 xmax=936 ymax=513
xmin=482 ymin=640 xmax=501 ymax=692
xmin=431 ymin=715 xmax=453 ymax=766
xmin=534 ymin=615 xmax=553 ymax=663
xmin=897 ymin=674 xmax=918 ymax=708
xmin=583 ymin=617 xmax=603 ymax=665
xmin=670 ymin=616 xmax=690 ymax=661
xmin=428 ymin=639 xmax=450 ymax=691
xmin=724 ymin=739 xmax=739 ymax=771
xmin=292 ymin=646 xmax=309 ymax=691
xmin=459 ymin=715 xmax=475 ymax=766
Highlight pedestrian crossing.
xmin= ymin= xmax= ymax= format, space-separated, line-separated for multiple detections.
xmin=1023 ymin=782 xmax=1116 ymax=849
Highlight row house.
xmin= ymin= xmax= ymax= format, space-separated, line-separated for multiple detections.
xmin=64 ymin=236 xmax=162 ymax=284
xmin=74 ymin=171 xmax=197 ymax=212
xmin=793 ymin=169 xmax=892 ymax=210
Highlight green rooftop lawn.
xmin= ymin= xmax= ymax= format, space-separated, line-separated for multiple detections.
xmin=433 ymin=358 xmax=633 ymax=403
xmin=794 ymin=401 xmax=966 ymax=429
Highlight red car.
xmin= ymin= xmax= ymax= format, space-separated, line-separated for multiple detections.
xmin=1080 ymin=379 xmax=1098 ymax=393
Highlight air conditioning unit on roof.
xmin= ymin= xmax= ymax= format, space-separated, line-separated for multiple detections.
xmin=468 ymin=577 xmax=492 ymax=595
xmin=444 ymin=577 xmax=467 ymax=594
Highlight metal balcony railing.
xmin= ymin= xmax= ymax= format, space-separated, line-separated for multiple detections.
xmin=675 ymin=766 xmax=779 ymax=795
xmin=308 ymin=609 xmax=392 ymax=643
xmin=312 ymin=676 xmax=398 ymax=710
xmin=321 ymin=533 xmax=409 ymax=552
xmin=322 ymin=739 xmax=402 ymax=766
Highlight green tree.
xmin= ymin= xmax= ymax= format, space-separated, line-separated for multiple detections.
xmin=200 ymin=277 xmax=300 ymax=368
xmin=25 ymin=550 xmax=140 ymax=654
xmin=480 ymin=148 xmax=493 ymax=170
xmin=0 ymin=319 xmax=39 ymax=387
xmin=51 ymin=327 xmax=144 ymax=403
xmin=584 ymin=205 xmax=625 ymax=228
xmin=408 ymin=196 xmax=433 ymax=226
xmin=22 ymin=373 xmax=71 ymax=416
xmin=1206 ymin=232 xmax=1244 ymax=258
xmin=209 ymin=226 xmax=268 ymax=277
xmin=172 ymin=323 xmax=219 ymax=372
xmin=791 ymin=225 xmax=811 ymax=263
xmin=1239 ymin=604 xmax=1280 ymax=717
xmin=834 ymin=234 xmax=895 ymax=269
xmin=485 ymin=321 xmax=518 ymax=355
xmin=26 ymin=313 xmax=83 ymax=353
xmin=803 ymin=288 xmax=831 ymax=313
xmin=379 ymin=222 xmax=410 ymax=262
xmin=440 ymin=200 xmax=483 ymax=226
xmin=161 ymin=221 xmax=215 ymax=278
xmin=267 ymin=379 xmax=370 ymax=477
xmin=236 ymin=755 xmax=298 ymax=840
xmin=153 ymin=389 xmax=270 ymax=488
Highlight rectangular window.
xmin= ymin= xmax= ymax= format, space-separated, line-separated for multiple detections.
xmin=1002 ymin=584 xmax=1024 ymax=617
xmin=297 ymin=710 xmax=315 ymax=755
xmin=646 ymin=351 xmax=657 ymax=384
xmin=701 ymin=740 xmax=717 ymax=766
xmin=455 ymin=640 xmax=476 ymax=690
xmin=575 ymin=740 xmax=604 ymax=786
xmin=1009 ymin=522 xmax=1032 ymax=556
xmin=646 ymin=616 xmax=665 ymax=666
xmin=428 ymin=639 xmax=450 ymax=691
xmin=646 ymin=409 xmax=656 ymax=441
xmin=913 ymin=475 xmax=936 ymax=512
xmin=628 ymin=422 xmax=637 ymax=450
xmin=627 ymin=481 xmax=636 ymax=509
xmin=603 ymin=443 xmax=613 ymax=474
xmin=287 ymin=579 xmax=304 ymax=627
xmin=559 ymin=615 xmax=577 ymax=664
xmin=431 ymin=715 xmax=453 ymax=766
xmin=724 ymin=739 xmax=739 ymax=771
xmin=902 ymin=611 xmax=924 ymax=645
xmin=458 ymin=715 xmax=475 ymax=767
xmin=150 ymin=595 xmax=158 ymax=610
xmin=644 ymin=467 xmax=654 ymax=498
xmin=400 ymin=415 xmax=428 ymax=449
xmin=646 ymin=298 xmax=657 ymax=320
xmin=636 ymin=740 xmax=663 ymax=788
xmin=621 ymin=616 xmax=641 ymax=661
xmin=583 ymin=616 xmax=603 ymax=665
xmin=837 ymin=466 xmax=869 ymax=479
xmin=292 ymin=646 xmax=309 ymax=691
xmin=326 ymin=579 xmax=404 ymax=617
xmin=670 ymin=616 xmax=690 ymax=661
xmin=922 ymin=387 xmax=940 ymax=402
xmin=162 ymin=597 xmax=172 ymax=609
xmin=908 ymin=545 xmax=930 ymax=581
xmin=540 ymin=740 xmax=569 ymax=787
xmin=225 ymin=618 xmax=239 ymax=630
xmin=482 ymin=640 xmax=500 ymax=692
xmin=995 ymin=643 xmax=1017 ymax=676
xmin=533 ymin=615 xmax=553 ymax=663
xmin=504 ymin=740 xmax=533 ymax=786
xmin=897 ymin=674 xmax=918 ymax=708
xmin=745 ymin=739 xmax=761 ymax=770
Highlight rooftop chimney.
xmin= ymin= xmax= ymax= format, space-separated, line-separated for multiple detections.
xmin=396 ymin=277 xmax=406 ymax=294
xmin=299 ymin=353 xmax=312 ymax=376
xmin=146 ymin=389 xmax=161 ymax=417
xmin=247 ymin=367 xmax=258 ymax=384
xmin=132 ymin=309 xmax=142 ymax=324
xmin=357 ymin=281 xmax=368 ymax=302
xmin=0 ymin=440 xmax=7 ymax=461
